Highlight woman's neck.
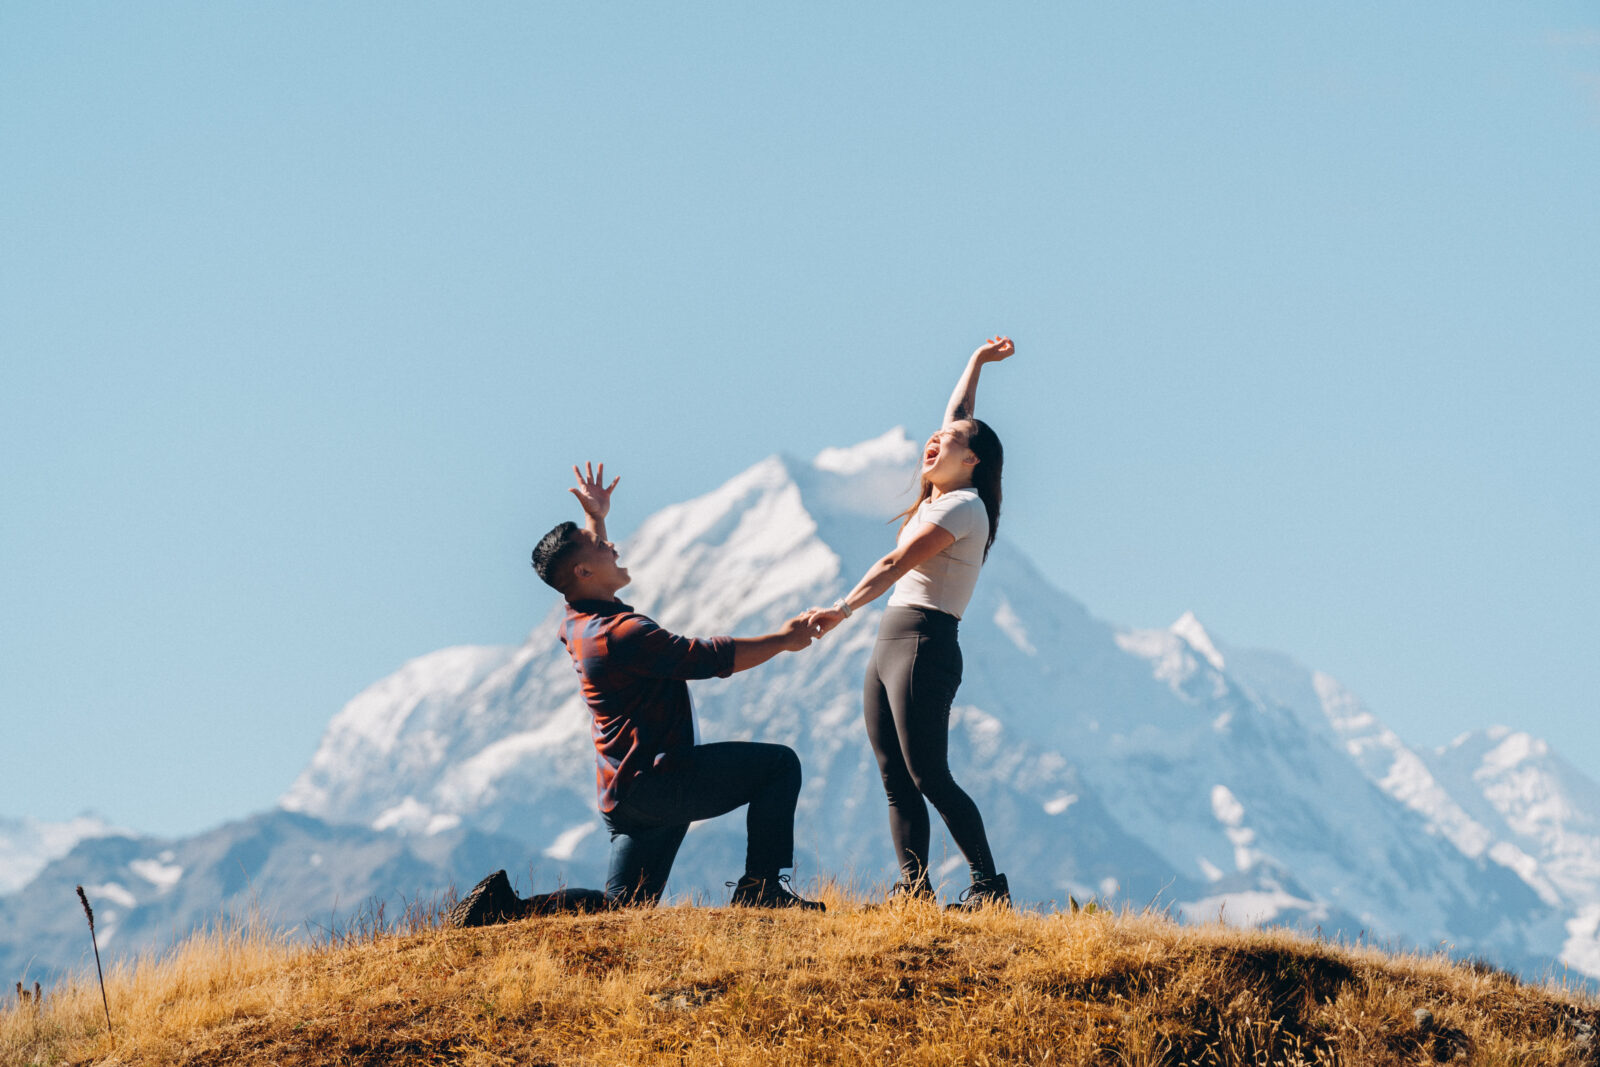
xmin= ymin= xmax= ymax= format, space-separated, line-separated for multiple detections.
xmin=928 ymin=475 xmax=973 ymax=500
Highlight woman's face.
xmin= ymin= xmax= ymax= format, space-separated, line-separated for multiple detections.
xmin=922 ymin=421 xmax=978 ymax=483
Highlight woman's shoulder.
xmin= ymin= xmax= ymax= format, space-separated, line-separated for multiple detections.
xmin=923 ymin=488 xmax=987 ymax=535
xmin=939 ymin=487 xmax=984 ymax=514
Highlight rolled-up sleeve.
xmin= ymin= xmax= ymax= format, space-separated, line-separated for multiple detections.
xmin=612 ymin=616 xmax=737 ymax=680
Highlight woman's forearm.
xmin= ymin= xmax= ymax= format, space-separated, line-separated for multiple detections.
xmin=841 ymin=556 xmax=903 ymax=614
xmin=944 ymin=353 xmax=984 ymax=425
xmin=944 ymin=338 xmax=1013 ymax=425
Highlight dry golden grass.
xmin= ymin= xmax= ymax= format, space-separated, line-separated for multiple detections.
xmin=5 ymin=883 xmax=1597 ymax=1066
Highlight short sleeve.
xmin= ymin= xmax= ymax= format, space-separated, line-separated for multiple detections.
xmin=920 ymin=491 xmax=982 ymax=544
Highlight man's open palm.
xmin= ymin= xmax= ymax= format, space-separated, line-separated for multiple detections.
xmin=570 ymin=461 xmax=620 ymax=520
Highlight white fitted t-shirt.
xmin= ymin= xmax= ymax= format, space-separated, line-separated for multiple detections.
xmin=886 ymin=487 xmax=989 ymax=619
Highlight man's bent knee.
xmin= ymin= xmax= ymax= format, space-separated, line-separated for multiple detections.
xmin=765 ymin=743 xmax=802 ymax=795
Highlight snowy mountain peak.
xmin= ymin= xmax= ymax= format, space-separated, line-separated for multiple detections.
xmin=792 ymin=429 xmax=923 ymax=525
xmin=1171 ymin=611 xmax=1226 ymax=670
xmin=1481 ymin=731 xmax=1548 ymax=776
xmin=1436 ymin=726 xmax=1543 ymax=770
xmin=0 ymin=813 xmax=130 ymax=895
xmin=812 ymin=427 xmax=918 ymax=475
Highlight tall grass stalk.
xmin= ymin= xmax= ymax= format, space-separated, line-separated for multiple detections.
xmin=75 ymin=884 xmax=112 ymax=1031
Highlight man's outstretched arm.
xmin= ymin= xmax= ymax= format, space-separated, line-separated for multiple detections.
xmin=731 ymin=614 xmax=817 ymax=673
xmin=569 ymin=461 xmax=620 ymax=541
xmin=620 ymin=612 xmax=820 ymax=679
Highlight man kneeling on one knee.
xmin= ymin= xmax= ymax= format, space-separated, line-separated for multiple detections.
xmin=532 ymin=462 xmax=824 ymax=911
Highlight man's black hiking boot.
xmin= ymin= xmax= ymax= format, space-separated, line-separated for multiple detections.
xmin=728 ymin=873 xmax=825 ymax=911
xmin=446 ymin=869 xmax=526 ymax=928
xmin=946 ymin=872 xmax=1010 ymax=912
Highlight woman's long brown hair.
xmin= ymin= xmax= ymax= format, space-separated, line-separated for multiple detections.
xmin=893 ymin=419 xmax=1003 ymax=561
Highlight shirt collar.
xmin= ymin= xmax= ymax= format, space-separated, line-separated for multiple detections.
xmin=567 ymin=597 xmax=633 ymax=617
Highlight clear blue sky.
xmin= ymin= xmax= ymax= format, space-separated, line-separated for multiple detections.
xmin=4 ymin=3 xmax=1597 ymax=837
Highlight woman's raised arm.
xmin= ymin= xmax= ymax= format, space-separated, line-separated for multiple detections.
xmin=943 ymin=336 xmax=1015 ymax=426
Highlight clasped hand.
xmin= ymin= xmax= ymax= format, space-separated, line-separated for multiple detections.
xmin=803 ymin=607 xmax=847 ymax=637
xmin=775 ymin=606 xmax=848 ymax=652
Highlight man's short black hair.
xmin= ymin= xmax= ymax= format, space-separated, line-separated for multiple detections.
xmin=532 ymin=521 xmax=584 ymax=593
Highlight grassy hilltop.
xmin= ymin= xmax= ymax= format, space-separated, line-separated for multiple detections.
xmin=4 ymin=887 xmax=1597 ymax=1066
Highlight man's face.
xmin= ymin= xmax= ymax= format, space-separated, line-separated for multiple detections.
xmin=572 ymin=529 xmax=630 ymax=594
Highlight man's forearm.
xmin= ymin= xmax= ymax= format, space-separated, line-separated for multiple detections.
xmin=731 ymin=633 xmax=792 ymax=673
xmin=584 ymin=513 xmax=608 ymax=542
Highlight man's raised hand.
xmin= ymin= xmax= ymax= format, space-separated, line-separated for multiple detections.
xmin=569 ymin=461 xmax=620 ymax=522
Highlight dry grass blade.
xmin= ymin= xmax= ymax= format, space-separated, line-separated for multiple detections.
xmin=75 ymin=884 xmax=113 ymax=1033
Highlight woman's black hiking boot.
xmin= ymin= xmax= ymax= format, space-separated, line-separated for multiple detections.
xmin=947 ymin=872 xmax=1010 ymax=911
xmin=884 ymin=875 xmax=936 ymax=905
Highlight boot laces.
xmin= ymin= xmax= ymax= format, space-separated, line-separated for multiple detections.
xmin=727 ymin=874 xmax=799 ymax=901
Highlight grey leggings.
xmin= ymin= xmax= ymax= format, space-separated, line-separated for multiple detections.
xmin=863 ymin=605 xmax=996 ymax=883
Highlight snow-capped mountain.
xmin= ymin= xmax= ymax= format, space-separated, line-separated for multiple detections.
xmin=0 ymin=810 xmax=539 ymax=986
xmin=1424 ymin=728 xmax=1600 ymax=976
xmin=0 ymin=814 xmax=128 ymax=895
xmin=6 ymin=430 xmax=1594 ymax=987
xmin=274 ymin=429 xmax=1600 ymax=980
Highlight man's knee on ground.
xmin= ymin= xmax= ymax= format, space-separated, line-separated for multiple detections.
xmin=527 ymin=888 xmax=612 ymax=915
xmin=605 ymin=883 xmax=664 ymax=908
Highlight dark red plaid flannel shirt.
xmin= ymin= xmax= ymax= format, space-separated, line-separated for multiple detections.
xmin=559 ymin=598 xmax=737 ymax=812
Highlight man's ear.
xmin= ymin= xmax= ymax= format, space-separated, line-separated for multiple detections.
xmin=571 ymin=561 xmax=593 ymax=583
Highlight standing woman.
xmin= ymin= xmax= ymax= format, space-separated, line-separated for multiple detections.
xmin=808 ymin=336 xmax=1014 ymax=908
